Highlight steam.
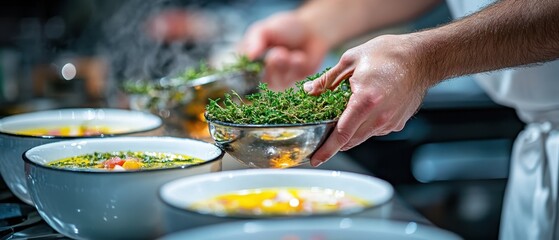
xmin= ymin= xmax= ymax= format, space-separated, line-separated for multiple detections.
xmin=89 ymin=0 xmax=301 ymax=111
xmin=98 ymin=0 xmax=247 ymax=84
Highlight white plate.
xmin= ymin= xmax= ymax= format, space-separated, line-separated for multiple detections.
xmin=160 ymin=217 xmax=462 ymax=240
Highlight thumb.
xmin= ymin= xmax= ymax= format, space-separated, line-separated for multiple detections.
xmin=304 ymin=65 xmax=353 ymax=96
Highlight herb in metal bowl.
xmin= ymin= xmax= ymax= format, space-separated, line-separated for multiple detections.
xmin=122 ymin=55 xmax=263 ymax=95
xmin=122 ymin=55 xmax=263 ymax=110
xmin=205 ymin=69 xmax=351 ymax=125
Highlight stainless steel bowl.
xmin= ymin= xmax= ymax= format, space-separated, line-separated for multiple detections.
xmin=129 ymin=71 xmax=260 ymax=138
xmin=207 ymin=118 xmax=336 ymax=168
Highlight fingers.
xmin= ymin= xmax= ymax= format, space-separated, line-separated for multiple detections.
xmin=240 ymin=12 xmax=301 ymax=61
xmin=304 ymin=56 xmax=354 ymax=95
xmin=263 ymin=47 xmax=291 ymax=90
xmin=309 ymin=92 xmax=375 ymax=166
xmin=339 ymin=117 xmax=378 ymax=152
xmin=262 ymin=48 xmax=313 ymax=90
xmin=338 ymin=105 xmax=409 ymax=151
xmin=338 ymin=117 xmax=386 ymax=151
xmin=288 ymin=51 xmax=308 ymax=80
xmin=240 ymin=23 xmax=268 ymax=60
xmin=310 ymin=121 xmax=355 ymax=167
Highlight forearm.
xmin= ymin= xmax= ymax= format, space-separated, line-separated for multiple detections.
xmin=295 ymin=0 xmax=442 ymax=49
xmin=413 ymin=0 xmax=559 ymax=87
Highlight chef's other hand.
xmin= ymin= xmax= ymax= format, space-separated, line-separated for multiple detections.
xmin=304 ymin=34 xmax=430 ymax=167
xmin=147 ymin=9 xmax=219 ymax=43
xmin=240 ymin=12 xmax=329 ymax=91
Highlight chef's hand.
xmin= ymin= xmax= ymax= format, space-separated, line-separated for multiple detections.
xmin=304 ymin=34 xmax=430 ymax=167
xmin=146 ymin=9 xmax=219 ymax=43
xmin=240 ymin=12 xmax=329 ymax=90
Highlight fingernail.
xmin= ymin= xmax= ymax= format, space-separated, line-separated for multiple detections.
xmin=303 ymin=82 xmax=313 ymax=92
xmin=311 ymin=160 xmax=324 ymax=167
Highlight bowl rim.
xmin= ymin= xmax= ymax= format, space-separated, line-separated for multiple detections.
xmin=181 ymin=70 xmax=246 ymax=88
xmin=205 ymin=114 xmax=338 ymax=128
xmin=0 ymin=108 xmax=163 ymax=139
xmin=144 ymin=70 xmax=247 ymax=91
xmin=157 ymin=168 xmax=394 ymax=219
xmin=22 ymin=136 xmax=224 ymax=174
xmin=160 ymin=217 xmax=462 ymax=240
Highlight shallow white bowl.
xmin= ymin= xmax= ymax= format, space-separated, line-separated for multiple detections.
xmin=160 ymin=217 xmax=462 ymax=240
xmin=24 ymin=137 xmax=223 ymax=240
xmin=159 ymin=169 xmax=394 ymax=233
xmin=0 ymin=108 xmax=162 ymax=205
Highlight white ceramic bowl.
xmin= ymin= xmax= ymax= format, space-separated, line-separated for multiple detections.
xmin=23 ymin=136 xmax=223 ymax=240
xmin=160 ymin=217 xmax=462 ymax=240
xmin=159 ymin=169 xmax=394 ymax=233
xmin=0 ymin=108 xmax=162 ymax=205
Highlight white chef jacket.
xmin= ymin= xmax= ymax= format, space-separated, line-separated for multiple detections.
xmin=446 ymin=1 xmax=559 ymax=239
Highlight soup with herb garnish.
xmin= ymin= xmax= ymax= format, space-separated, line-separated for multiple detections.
xmin=17 ymin=125 xmax=118 ymax=137
xmin=190 ymin=187 xmax=368 ymax=216
xmin=47 ymin=151 xmax=204 ymax=171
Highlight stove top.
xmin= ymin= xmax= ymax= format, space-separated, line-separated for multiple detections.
xmin=0 ymin=181 xmax=68 ymax=240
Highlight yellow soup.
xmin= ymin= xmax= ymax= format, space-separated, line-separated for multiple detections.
xmin=17 ymin=125 xmax=117 ymax=137
xmin=190 ymin=187 xmax=368 ymax=216
xmin=47 ymin=151 xmax=204 ymax=171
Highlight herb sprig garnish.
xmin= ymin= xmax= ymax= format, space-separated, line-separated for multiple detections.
xmin=205 ymin=69 xmax=351 ymax=125
xmin=122 ymin=55 xmax=262 ymax=95
xmin=121 ymin=55 xmax=263 ymax=110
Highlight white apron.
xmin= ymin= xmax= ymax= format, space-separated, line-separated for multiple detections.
xmin=446 ymin=1 xmax=559 ymax=239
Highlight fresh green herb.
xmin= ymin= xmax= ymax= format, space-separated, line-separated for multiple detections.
xmin=122 ymin=55 xmax=262 ymax=95
xmin=179 ymin=55 xmax=263 ymax=81
xmin=121 ymin=55 xmax=263 ymax=110
xmin=205 ymin=69 xmax=351 ymax=124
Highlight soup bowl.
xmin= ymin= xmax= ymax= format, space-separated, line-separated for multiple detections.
xmin=24 ymin=136 xmax=223 ymax=240
xmin=161 ymin=217 xmax=462 ymax=240
xmin=158 ymin=169 xmax=394 ymax=234
xmin=0 ymin=108 xmax=163 ymax=205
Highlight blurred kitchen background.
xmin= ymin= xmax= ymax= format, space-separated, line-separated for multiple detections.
xmin=0 ymin=1 xmax=523 ymax=239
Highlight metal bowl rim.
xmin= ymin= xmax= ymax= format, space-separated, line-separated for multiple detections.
xmin=205 ymin=114 xmax=338 ymax=128
xmin=167 ymin=70 xmax=247 ymax=89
